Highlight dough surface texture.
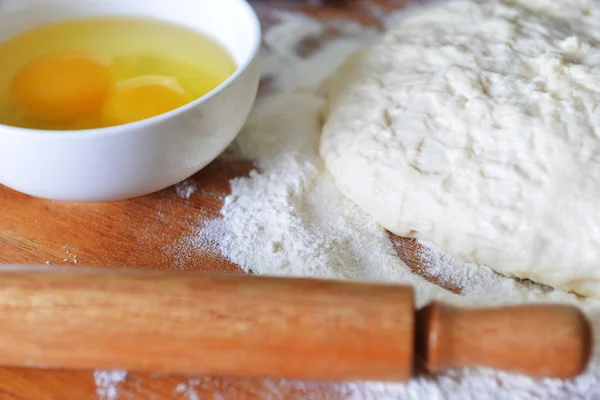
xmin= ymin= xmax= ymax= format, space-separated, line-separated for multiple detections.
xmin=320 ymin=0 xmax=600 ymax=297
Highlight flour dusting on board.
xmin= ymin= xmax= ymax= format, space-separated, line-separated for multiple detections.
xmin=175 ymin=179 xmax=197 ymax=199
xmin=94 ymin=370 xmax=127 ymax=400
xmin=260 ymin=11 xmax=379 ymax=92
xmin=174 ymin=379 xmax=200 ymax=400
xmin=172 ymin=10 xmax=600 ymax=399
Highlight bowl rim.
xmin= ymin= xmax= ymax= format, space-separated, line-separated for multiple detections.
xmin=0 ymin=0 xmax=262 ymax=138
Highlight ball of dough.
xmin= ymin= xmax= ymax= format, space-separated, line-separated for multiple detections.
xmin=320 ymin=0 xmax=600 ymax=297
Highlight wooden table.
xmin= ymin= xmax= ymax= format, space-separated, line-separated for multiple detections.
xmin=0 ymin=1 xmax=436 ymax=399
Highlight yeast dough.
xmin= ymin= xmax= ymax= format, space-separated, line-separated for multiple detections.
xmin=320 ymin=0 xmax=600 ymax=297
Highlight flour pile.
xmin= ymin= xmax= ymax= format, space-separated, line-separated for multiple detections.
xmin=181 ymin=10 xmax=600 ymax=399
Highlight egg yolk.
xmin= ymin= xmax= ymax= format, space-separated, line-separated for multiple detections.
xmin=10 ymin=51 xmax=112 ymax=122
xmin=101 ymin=77 xmax=190 ymax=127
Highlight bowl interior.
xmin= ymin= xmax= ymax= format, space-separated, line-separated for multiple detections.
xmin=0 ymin=0 xmax=260 ymax=67
xmin=0 ymin=0 xmax=261 ymax=134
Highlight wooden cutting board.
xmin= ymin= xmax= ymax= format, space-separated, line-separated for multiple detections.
xmin=0 ymin=1 xmax=449 ymax=399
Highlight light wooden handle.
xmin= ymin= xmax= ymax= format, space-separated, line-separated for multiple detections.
xmin=417 ymin=301 xmax=592 ymax=379
xmin=0 ymin=266 xmax=414 ymax=382
xmin=0 ymin=266 xmax=592 ymax=381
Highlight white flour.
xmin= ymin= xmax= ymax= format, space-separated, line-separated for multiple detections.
xmin=174 ymin=379 xmax=200 ymax=400
xmin=175 ymin=179 xmax=197 ymax=199
xmin=260 ymin=12 xmax=379 ymax=92
xmin=93 ymin=370 xmax=127 ymax=400
xmin=177 ymin=10 xmax=600 ymax=400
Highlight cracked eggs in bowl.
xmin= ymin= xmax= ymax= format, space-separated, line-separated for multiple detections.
xmin=0 ymin=0 xmax=260 ymax=201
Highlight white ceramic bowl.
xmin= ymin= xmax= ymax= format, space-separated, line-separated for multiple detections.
xmin=0 ymin=0 xmax=260 ymax=202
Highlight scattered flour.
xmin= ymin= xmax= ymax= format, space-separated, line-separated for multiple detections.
xmin=175 ymin=179 xmax=197 ymax=199
xmin=177 ymin=10 xmax=600 ymax=400
xmin=260 ymin=11 xmax=379 ymax=92
xmin=174 ymin=379 xmax=200 ymax=400
xmin=61 ymin=244 xmax=79 ymax=264
xmin=94 ymin=370 xmax=127 ymax=400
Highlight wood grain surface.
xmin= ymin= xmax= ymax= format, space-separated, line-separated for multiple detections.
xmin=0 ymin=1 xmax=440 ymax=399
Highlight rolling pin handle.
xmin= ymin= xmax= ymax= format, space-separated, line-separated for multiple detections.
xmin=416 ymin=301 xmax=593 ymax=379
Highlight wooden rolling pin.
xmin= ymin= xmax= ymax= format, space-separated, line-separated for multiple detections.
xmin=0 ymin=265 xmax=592 ymax=382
